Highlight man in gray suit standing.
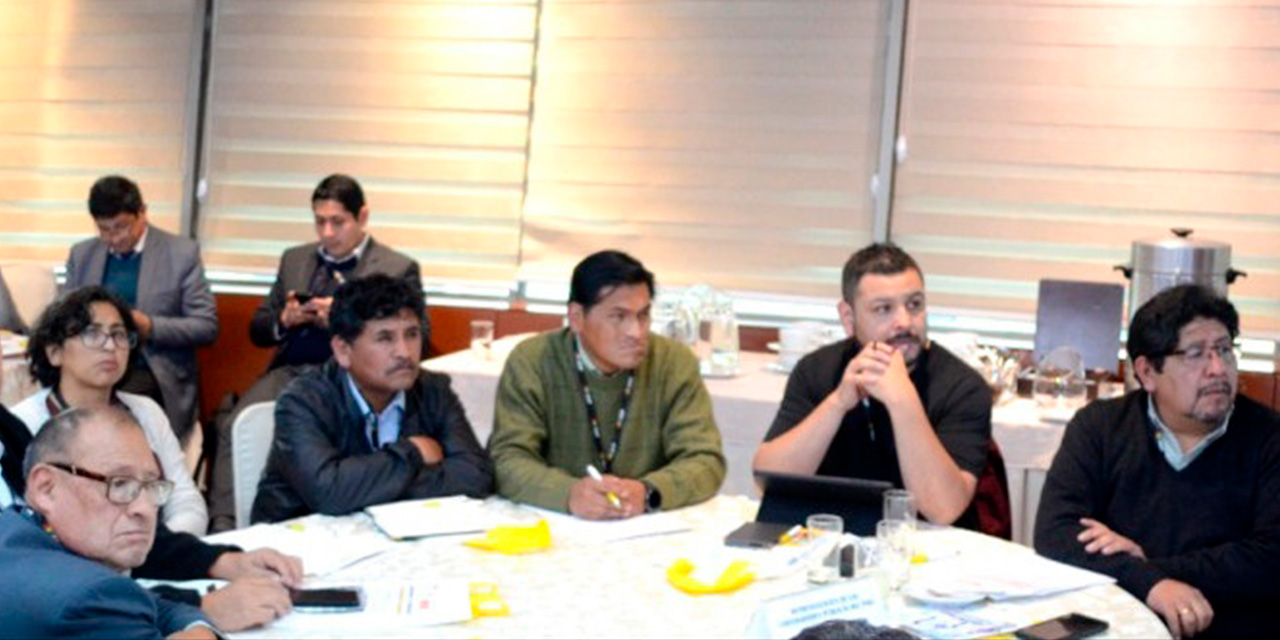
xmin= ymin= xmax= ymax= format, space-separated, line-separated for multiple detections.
xmin=207 ymin=173 xmax=421 ymax=531
xmin=64 ymin=175 xmax=218 ymax=444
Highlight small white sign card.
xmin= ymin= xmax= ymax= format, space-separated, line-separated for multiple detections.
xmin=745 ymin=577 xmax=886 ymax=640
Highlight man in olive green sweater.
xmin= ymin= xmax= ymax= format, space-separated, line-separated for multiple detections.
xmin=489 ymin=251 xmax=726 ymax=519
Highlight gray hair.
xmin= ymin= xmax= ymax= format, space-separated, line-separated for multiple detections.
xmin=22 ymin=405 xmax=141 ymax=478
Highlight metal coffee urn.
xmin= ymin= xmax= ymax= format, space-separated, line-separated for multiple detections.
xmin=1115 ymin=228 xmax=1245 ymax=318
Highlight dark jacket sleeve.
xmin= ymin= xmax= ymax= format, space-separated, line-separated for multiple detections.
xmin=401 ymin=373 xmax=493 ymax=499
xmin=269 ymin=377 xmax=434 ymax=516
xmin=133 ymin=522 xmax=238 ymax=580
xmin=1034 ymin=403 xmax=1167 ymax=599
xmin=250 ymin=258 xmax=292 ymax=348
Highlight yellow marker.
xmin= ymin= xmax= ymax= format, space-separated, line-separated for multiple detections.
xmin=585 ymin=464 xmax=622 ymax=509
xmin=778 ymin=524 xmax=804 ymax=545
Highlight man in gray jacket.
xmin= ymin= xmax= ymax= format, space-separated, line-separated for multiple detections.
xmin=64 ymin=175 xmax=218 ymax=443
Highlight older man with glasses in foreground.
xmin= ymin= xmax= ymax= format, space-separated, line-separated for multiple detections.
xmin=0 ymin=405 xmax=215 ymax=638
xmin=1035 ymin=284 xmax=1280 ymax=639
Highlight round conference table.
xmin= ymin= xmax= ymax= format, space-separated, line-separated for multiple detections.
xmin=218 ymin=495 xmax=1169 ymax=640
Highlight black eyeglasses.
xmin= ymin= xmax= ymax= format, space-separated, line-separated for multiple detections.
xmin=47 ymin=462 xmax=173 ymax=506
xmin=76 ymin=326 xmax=137 ymax=351
xmin=1166 ymin=343 xmax=1238 ymax=369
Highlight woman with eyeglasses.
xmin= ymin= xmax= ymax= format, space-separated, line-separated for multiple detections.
xmin=6 ymin=286 xmax=207 ymax=534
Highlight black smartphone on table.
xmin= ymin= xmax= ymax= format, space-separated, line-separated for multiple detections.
xmin=1015 ymin=613 xmax=1108 ymax=640
xmin=290 ymin=587 xmax=365 ymax=612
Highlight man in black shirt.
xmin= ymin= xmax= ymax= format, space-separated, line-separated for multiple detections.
xmin=754 ymin=243 xmax=996 ymax=530
xmin=1035 ymin=285 xmax=1280 ymax=639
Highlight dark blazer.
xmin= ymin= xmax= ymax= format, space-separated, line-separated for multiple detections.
xmin=251 ymin=361 xmax=493 ymax=523
xmin=0 ymin=510 xmax=207 ymax=639
xmin=249 ymin=238 xmax=423 ymax=370
xmin=65 ymin=224 xmax=219 ymax=437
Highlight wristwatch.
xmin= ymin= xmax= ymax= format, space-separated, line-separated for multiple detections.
xmin=642 ymin=481 xmax=662 ymax=513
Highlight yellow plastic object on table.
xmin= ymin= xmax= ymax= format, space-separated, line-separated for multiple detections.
xmin=464 ymin=519 xmax=552 ymax=554
xmin=469 ymin=582 xmax=510 ymax=617
xmin=666 ymin=558 xmax=755 ymax=595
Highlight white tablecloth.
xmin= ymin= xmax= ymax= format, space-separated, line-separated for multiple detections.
xmin=222 ymin=495 xmax=1168 ymax=639
xmin=424 ymin=337 xmax=1072 ymax=544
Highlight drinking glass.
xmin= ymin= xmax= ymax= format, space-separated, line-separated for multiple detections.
xmin=470 ymin=319 xmax=495 ymax=360
xmin=883 ymin=489 xmax=917 ymax=529
xmin=805 ymin=513 xmax=843 ymax=584
xmin=876 ymin=519 xmax=913 ymax=591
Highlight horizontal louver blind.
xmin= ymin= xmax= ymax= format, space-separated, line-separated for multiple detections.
xmin=0 ymin=0 xmax=199 ymax=263
xmin=893 ymin=0 xmax=1280 ymax=333
xmin=520 ymin=0 xmax=888 ymax=296
xmin=197 ymin=0 xmax=537 ymax=281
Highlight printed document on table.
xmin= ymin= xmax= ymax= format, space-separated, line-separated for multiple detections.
xmin=271 ymin=581 xmax=473 ymax=633
xmin=909 ymin=550 xmax=1115 ymax=601
xmin=365 ymin=495 xmax=516 ymax=540
xmin=205 ymin=522 xmax=395 ymax=577
xmin=523 ymin=505 xmax=691 ymax=545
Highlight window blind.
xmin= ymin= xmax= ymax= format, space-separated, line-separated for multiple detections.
xmin=892 ymin=0 xmax=1280 ymax=333
xmin=196 ymin=0 xmax=537 ymax=282
xmin=0 ymin=0 xmax=201 ymax=263
xmin=519 ymin=0 xmax=891 ymax=297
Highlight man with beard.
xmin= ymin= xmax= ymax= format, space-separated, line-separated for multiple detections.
xmin=489 ymin=250 xmax=725 ymax=520
xmin=754 ymin=243 xmax=996 ymax=529
xmin=251 ymin=274 xmax=492 ymax=523
xmin=1035 ymin=285 xmax=1280 ymax=639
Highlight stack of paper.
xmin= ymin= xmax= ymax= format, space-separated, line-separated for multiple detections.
xmin=364 ymin=495 xmax=516 ymax=540
xmin=271 ymin=581 xmax=474 ymax=633
xmin=522 ymin=506 xmax=692 ymax=545
xmin=204 ymin=523 xmax=395 ymax=577
xmin=909 ymin=551 xmax=1115 ymax=602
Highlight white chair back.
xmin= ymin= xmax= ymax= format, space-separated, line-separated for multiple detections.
xmin=0 ymin=262 xmax=57 ymax=331
xmin=231 ymin=401 xmax=277 ymax=529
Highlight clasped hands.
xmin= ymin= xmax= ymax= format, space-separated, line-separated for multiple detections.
xmin=1077 ymin=518 xmax=1213 ymax=639
xmin=835 ymin=341 xmax=914 ymax=411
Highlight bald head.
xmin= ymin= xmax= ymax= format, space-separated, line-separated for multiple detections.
xmin=22 ymin=406 xmax=161 ymax=572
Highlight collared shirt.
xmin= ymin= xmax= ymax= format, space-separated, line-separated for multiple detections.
xmin=1147 ymin=396 xmax=1232 ymax=471
xmin=110 ymin=225 xmax=149 ymax=257
xmin=574 ymin=333 xmax=602 ymax=375
xmin=344 ymin=371 xmax=406 ymax=450
xmin=317 ymin=233 xmax=370 ymax=266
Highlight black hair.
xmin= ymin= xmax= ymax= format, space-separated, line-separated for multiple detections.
xmin=87 ymin=175 xmax=145 ymax=220
xmin=23 ymin=405 xmax=142 ymax=479
xmin=27 ymin=286 xmax=139 ymax=389
xmin=311 ymin=174 xmax=366 ymax=218
xmin=1126 ymin=284 xmax=1239 ymax=373
xmin=568 ymin=250 xmax=655 ymax=312
xmin=841 ymin=242 xmax=923 ymax=303
xmin=329 ymin=274 xmax=426 ymax=343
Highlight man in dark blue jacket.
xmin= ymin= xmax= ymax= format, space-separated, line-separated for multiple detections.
xmin=0 ymin=405 xmax=212 ymax=639
xmin=251 ymin=274 xmax=493 ymax=523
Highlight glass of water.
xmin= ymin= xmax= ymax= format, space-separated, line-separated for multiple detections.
xmin=876 ymin=519 xmax=913 ymax=591
xmin=470 ymin=319 xmax=495 ymax=360
xmin=883 ymin=489 xmax=917 ymax=530
xmin=805 ymin=513 xmax=844 ymax=584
